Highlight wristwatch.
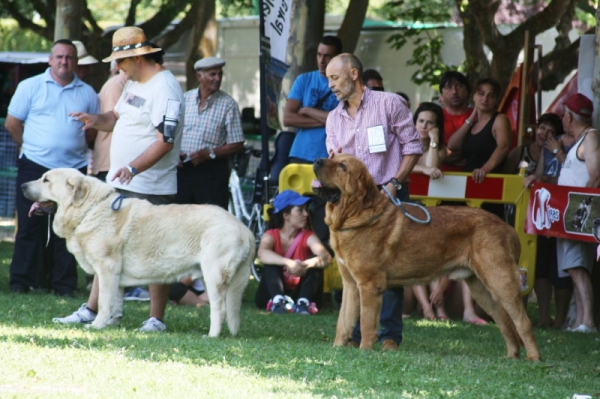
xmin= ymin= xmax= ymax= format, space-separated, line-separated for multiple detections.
xmin=553 ymin=148 xmax=562 ymax=155
xmin=430 ymin=141 xmax=438 ymax=148
xmin=126 ymin=165 xmax=137 ymax=176
xmin=388 ymin=178 xmax=402 ymax=191
xmin=209 ymin=148 xmax=217 ymax=159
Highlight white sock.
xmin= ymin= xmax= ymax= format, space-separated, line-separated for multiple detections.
xmin=273 ymin=295 xmax=285 ymax=303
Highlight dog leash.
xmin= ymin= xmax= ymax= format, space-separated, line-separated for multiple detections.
xmin=111 ymin=195 xmax=126 ymax=211
xmin=382 ymin=186 xmax=431 ymax=224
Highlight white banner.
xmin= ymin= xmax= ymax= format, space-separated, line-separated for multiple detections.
xmin=263 ymin=0 xmax=293 ymax=62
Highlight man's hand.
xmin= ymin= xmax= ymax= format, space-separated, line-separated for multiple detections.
xmin=328 ymin=148 xmax=342 ymax=159
xmin=111 ymin=166 xmax=135 ymax=185
xmin=178 ymin=152 xmax=186 ymax=168
xmin=189 ymin=149 xmax=210 ymax=166
xmin=381 ymin=182 xmax=397 ymax=198
xmin=70 ymin=112 xmax=99 ymax=131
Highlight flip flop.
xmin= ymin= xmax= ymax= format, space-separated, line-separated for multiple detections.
xmin=464 ymin=317 xmax=488 ymax=326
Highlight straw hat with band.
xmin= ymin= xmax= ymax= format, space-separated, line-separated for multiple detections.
xmin=102 ymin=26 xmax=162 ymax=63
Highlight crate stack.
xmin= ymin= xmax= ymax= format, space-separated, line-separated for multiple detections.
xmin=0 ymin=120 xmax=18 ymax=218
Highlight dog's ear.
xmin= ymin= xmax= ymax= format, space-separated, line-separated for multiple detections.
xmin=67 ymin=175 xmax=90 ymax=207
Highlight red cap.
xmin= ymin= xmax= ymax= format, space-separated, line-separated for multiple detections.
xmin=564 ymin=93 xmax=593 ymax=118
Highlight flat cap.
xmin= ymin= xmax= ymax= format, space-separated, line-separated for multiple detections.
xmin=194 ymin=56 xmax=226 ymax=71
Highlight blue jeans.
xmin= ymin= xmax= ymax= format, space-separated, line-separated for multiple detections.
xmin=351 ymin=184 xmax=409 ymax=345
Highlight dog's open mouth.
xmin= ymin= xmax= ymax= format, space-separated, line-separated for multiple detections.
xmin=28 ymin=201 xmax=57 ymax=217
xmin=311 ymin=179 xmax=341 ymax=203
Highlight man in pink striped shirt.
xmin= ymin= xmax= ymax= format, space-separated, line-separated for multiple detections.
xmin=325 ymin=53 xmax=422 ymax=350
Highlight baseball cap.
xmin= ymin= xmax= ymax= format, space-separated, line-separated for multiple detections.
xmin=194 ymin=57 xmax=226 ymax=71
xmin=273 ymin=190 xmax=310 ymax=213
xmin=564 ymin=93 xmax=593 ymax=118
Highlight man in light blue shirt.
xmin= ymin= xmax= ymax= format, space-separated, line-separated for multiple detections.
xmin=283 ymin=36 xmax=342 ymax=163
xmin=5 ymin=39 xmax=99 ymax=297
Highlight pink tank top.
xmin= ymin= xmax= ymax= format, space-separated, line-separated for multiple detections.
xmin=266 ymin=228 xmax=313 ymax=260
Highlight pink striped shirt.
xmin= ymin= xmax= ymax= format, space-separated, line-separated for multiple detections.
xmin=325 ymin=89 xmax=422 ymax=185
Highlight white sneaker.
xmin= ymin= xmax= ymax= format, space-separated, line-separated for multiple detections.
xmin=570 ymin=324 xmax=597 ymax=333
xmin=53 ymin=303 xmax=96 ymax=324
xmin=137 ymin=317 xmax=166 ymax=332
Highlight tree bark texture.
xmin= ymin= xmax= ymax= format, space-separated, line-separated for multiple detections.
xmin=337 ymin=0 xmax=369 ymax=53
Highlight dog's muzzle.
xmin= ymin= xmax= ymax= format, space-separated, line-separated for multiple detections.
xmin=311 ymin=179 xmax=340 ymax=203
xmin=312 ymin=158 xmax=341 ymax=203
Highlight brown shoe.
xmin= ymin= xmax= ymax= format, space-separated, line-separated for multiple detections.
xmin=348 ymin=340 xmax=360 ymax=348
xmin=381 ymin=339 xmax=399 ymax=351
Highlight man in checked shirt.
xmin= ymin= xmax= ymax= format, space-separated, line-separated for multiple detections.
xmin=178 ymin=56 xmax=245 ymax=209
xmin=325 ymin=53 xmax=422 ymax=350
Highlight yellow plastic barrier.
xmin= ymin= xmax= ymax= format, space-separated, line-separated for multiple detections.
xmin=279 ymin=164 xmax=536 ymax=296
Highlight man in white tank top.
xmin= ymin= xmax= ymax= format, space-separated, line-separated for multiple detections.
xmin=557 ymin=93 xmax=600 ymax=333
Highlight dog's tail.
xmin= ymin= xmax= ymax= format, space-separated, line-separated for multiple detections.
xmin=225 ymin=239 xmax=254 ymax=336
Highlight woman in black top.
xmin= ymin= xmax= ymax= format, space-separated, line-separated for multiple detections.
xmin=447 ymin=78 xmax=512 ymax=183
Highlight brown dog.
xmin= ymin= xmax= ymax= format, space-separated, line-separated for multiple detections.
xmin=313 ymin=154 xmax=540 ymax=361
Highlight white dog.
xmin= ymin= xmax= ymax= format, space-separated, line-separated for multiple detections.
xmin=22 ymin=168 xmax=255 ymax=336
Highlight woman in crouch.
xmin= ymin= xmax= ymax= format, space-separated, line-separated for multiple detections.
xmin=254 ymin=190 xmax=331 ymax=315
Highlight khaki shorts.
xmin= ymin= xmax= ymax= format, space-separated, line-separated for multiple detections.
xmin=556 ymin=238 xmax=595 ymax=278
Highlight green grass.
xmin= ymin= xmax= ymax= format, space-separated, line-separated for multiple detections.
xmin=0 ymin=241 xmax=598 ymax=398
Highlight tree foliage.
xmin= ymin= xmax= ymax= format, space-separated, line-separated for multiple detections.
xmin=0 ymin=0 xmax=266 ymax=89
xmin=385 ymin=0 xmax=595 ymax=95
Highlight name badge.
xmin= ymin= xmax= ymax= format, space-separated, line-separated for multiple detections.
xmin=367 ymin=125 xmax=386 ymax=153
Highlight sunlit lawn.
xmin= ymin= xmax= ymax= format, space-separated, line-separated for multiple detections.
xmin=0 ymin=241 xmax=598 ymax=398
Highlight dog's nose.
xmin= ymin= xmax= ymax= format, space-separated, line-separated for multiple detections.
xmin=21 ymin=183 xmax=28 ymax=191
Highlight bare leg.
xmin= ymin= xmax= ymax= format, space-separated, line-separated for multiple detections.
xmin=149 ymin=283 xmax=170 ymax=321
xmin=176 ymin=289 xmax=210 ymax=307
xmin=430 ymin=279 xmax=449 ymax=320
xmin=461 ymin=280 xmax=487 ymax=325
xmin=87 ymin=275 xmax=100 ymax=312
xmin=553 ymin=287 xmax=573 ymax=329
xmin=569 ymin=268 xmax=595 ymax=328
xmin=413 ymin=285 xmax=435 ymax=319
xmin=533 ymin=277 xmax=552 ymax=327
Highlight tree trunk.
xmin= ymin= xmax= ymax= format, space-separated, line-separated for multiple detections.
xmin=337 ymin=0 xmax=369 ymax=53
xmin=286 ymin=0 xmax=326 ymax=76
xmin=54 ymin=0 xmax=83 ymax=40
xmin=456 ymin=2 xmax=489 ymax=87
xmin=185 ymin=0 xmax=216 ymax=91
